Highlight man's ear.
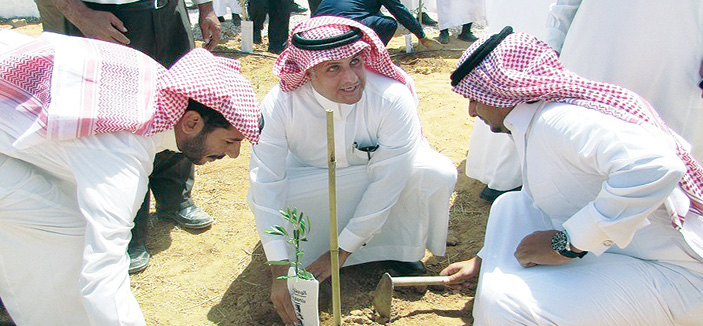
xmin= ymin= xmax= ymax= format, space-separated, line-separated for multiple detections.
xmin=179 ymin=110 xmax=205 ymax=136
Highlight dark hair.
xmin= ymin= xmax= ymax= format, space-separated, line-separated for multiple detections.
xmin=186 ymin=99 xmax=231 ymax=133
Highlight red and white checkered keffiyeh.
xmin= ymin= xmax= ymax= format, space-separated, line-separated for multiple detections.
xmin=453 ymin=31 xmax=703 ymax=225
xmin=0 ymin=31 xmax=260 ymax=147
xmin=273 ymin=16 xmax=410 ymax=93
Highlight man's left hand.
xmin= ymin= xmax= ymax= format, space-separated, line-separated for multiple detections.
xmin=198 ymin=2 xmax=221 ymax=50
xmin=514 ymin=230 xmax=571 ymax=268
xmin=306 ymin=249 xmax=351 ymax=282
xmin=419 ymin=37 xmax=441 ymax=48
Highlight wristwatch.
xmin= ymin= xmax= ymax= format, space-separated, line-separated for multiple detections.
xmin=551 ymin=230 xmax=588 ymax=259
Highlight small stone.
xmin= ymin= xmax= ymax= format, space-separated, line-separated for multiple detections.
xmin=446 ymin=235 xmax=460 ymax=246
xmin=10 ymin=19 xmax=27 ymax=28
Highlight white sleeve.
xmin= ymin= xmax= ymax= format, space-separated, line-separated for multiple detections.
xmin=248 ymin=91 xmax=292 ymax=262
xmin=535 ymin=112 xmax=685 ymax=255
xmin=337 ymin=87 xmax=422 ymax=253
xmin=65 ymin=132 xmax=154 ymax=325
xmin=545 ymin=0 xmax=582 ymax=52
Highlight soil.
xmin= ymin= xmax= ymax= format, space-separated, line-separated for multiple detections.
xmin=4 ymin=21 xmax=491 ymax=326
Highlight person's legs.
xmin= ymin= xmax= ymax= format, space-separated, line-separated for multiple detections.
xmin=306 ymin=0 xmax=321 ymax=14
xmin=358 ymin=14 xmax=398 ymax=46
xmin=284 ymin=144 xmax=456 ymax=268
xmin=266 ymin=0 xmax=291 ymax=53
xmin=473 ymin=192 xmax=703 ymax=325
xmin=248 ymin=0 xmax=268 ymax=44
xmin=33 ymin=0 xmax=65 ymax=33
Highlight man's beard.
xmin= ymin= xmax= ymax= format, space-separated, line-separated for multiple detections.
xmin=179 ymin=129 xmax=209 ymax=165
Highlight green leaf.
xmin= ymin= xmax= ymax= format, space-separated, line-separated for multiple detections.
xmin=264 ymin=230 xmax=285 ymax=236
xmin=265 ymin=260 xmax=292 ymax=266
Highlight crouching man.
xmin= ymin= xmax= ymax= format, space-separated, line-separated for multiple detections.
xmin=248 ymin=16 xmax=457 ymax=325
xmin=0 ymin=31 xmax=260 ymax=325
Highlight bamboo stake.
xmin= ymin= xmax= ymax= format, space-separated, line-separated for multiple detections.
xmin=325 ymin=109 xmax=342 ymax=325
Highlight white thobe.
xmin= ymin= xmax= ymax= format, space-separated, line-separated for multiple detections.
xmin=212 ymin=0 xmax=242 ymax=17
xmin=473 ymin=101 xmax=703 ymax=325
xmin=435 ymin=0 xmax=486 ymax=31
xmin=0 ymin=96 xmax=176 ymax=325
xmin=249 ymin=71 xmax=457 ymax=267
xmin=547 ymin=0 xmax=703 ymax=163
xmin=464 ymin=0 xmax=554 ymax=191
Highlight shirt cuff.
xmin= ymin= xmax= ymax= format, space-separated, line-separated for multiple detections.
xmin=562 ymin=204 xmax=615 ymax=256
xmin=262 ymin=238 xmax=291 ymax=262
xmin=191 ymin=0 xmax=212 ymax=5
xmin=337 ymin=228 xmax=367 ymax=254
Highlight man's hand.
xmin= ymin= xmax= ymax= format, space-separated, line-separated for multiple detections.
xmin=269 ymin=264 xmax=298 ymax=325
xmin=514 ymin=230 xmax=572 ymax=268
xmin=197 ymin=2 xmax=221 ymax=50
xmin=53 ymin=0 xmax=129 ymax=44
xmin=439 ymin=257 xmax=481 ymax=288
xmin=419 ymin=37 xmax=441 ymax=48
xmin=306 ymin=249 xmax=351 ymax=282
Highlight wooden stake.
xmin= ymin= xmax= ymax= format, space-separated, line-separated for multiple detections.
xmin=326 ymin=109 xmax=342 ymax=325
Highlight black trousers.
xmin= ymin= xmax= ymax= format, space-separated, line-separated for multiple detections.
xmin=248 ymin=0 xmax=291 ymax=52
xmin=65 ymin=0 xmax=196 ymax=247
xmin=307 ymin=0 xmax=321 ymax=14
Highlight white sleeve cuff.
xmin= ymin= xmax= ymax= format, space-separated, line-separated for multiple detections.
xmin=337 ymin=228 xmax=367 ymax=254
xmin=191 ymin=0 xmax=212 ymax=5
xmin=262 ymin=239 xmax=291 ymax=262
xmin=562 ymin=204 xmax=615 ymax=256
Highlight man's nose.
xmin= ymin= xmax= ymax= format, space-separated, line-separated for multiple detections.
xmin=340 ymin=67 xmax=359 ymax=84
xmin=226 ymin=143 xmax=241 ymax=158
xmin=468 ymin=102 xmax=478 ymax=117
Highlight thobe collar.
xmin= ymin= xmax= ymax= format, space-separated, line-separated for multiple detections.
xmin=504 ymin=101 xmax=543 ymax=138
xmin=310 ymin=83 xmax=359 ymax=120
xmin=504 ymin=100 xmax=545 ymax=198
xmin=156 ymin=129 xmax=180 ymax=153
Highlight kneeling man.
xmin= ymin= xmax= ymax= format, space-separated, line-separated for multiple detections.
xmin=248 ymin=16 xmax=457 ymax=324
xmin=441 ymin=27 xmax=703 ymax=325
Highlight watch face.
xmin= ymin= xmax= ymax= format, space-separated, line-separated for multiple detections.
xmin=551 ymin=231 xmax=568 ymax=252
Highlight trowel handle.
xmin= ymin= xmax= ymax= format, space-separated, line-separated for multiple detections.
xmin=390 ymin=276 xmax=450 ymax=287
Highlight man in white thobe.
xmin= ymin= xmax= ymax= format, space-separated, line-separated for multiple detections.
xmin=463 ymin=0 xmax=555 ymax=202
xmin=441 ymin=28 xmax=703 ymax=325
xmin=0 ymin=31 xmax=260 ymax=326
xmin=248 ymin=16 xmax=457 ymax=325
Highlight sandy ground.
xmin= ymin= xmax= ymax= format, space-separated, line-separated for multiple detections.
xmin=4 ymin=17 xmax=492 ymax=326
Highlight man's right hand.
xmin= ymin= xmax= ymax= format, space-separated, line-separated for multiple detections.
xmin=54 ymin=0 xmax=130 ymax=44
xmin=269 ymin=264 xmax=299 ymax=325
xmin=439 ymin=256 xmax=481 ymax=288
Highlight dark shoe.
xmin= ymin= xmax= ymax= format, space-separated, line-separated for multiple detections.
xmin=384 ymin=260 xmax=427 ymax=277
xmin=253 ymin=30 xmax=262 ymax=44
xmin=231 ymin=13 xmax=241 ymax=27
xmin=457 ymin=32 xmax=478 ymax=42
xmin=0 ymin=298 xmax=14 ymax=326
xmin=217 ymin=16 xmax=225 ymax=23
xmin=128 ymin=245 xmax=150 ymax=274
xmin=160 ymin=205 xmax=214 ymax=229
xmin=418 ymin=12 xmax=437 ymax=26
xmin=438 ymin=29 xmax=449 ymax=44
xmin=479 ymin=185 xmax=521 ymax=202
xmin=458 ymin=23 xmax=478 ymax=42
xmin=290 ymin=2 xmax=308 ymax=13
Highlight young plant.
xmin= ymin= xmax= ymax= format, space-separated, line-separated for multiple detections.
xmin=265 ymin=207 xmax=315 ymax=281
